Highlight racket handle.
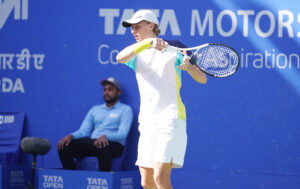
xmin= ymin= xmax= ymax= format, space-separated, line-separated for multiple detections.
xmin=164 ymin=45 xmax=178 ymax=52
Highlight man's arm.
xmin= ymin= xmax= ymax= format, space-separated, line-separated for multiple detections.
xmin=116 ymin=43 xmax=142 ymax=63
xmin=167 ymin=40 xmax=207 ymax=84
xmin=57 ymin=134 xmax=73 ymax=150
xmin=178 ymin=55 xmax=207 ymax=84
xmin=116 ymin=38 xmax=168 ymax=63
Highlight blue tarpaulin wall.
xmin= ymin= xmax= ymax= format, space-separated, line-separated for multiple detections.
xmin=0 ymin=0 xmax=300 ymax=188
xmin=0 ymin=112 xmax=25 ymax=165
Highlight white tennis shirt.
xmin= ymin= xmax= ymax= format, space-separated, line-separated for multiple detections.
xmin=126 ymin=47 xmax=186 ymax=124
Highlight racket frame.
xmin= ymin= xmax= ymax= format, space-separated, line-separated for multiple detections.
xmin=165 ymin=43 xmax=240 ymax=78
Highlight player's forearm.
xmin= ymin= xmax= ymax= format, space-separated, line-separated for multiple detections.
xmin=116 ymin=39 xmax=153 ymax=63
xmin=186 ymin=65 xmax=207 ymax=84
xmin=116 ymin=45 xmax=137 ymax=63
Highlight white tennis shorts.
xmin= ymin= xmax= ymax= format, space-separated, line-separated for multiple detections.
xmin=135 ymin=118 xmax=187 ymax=168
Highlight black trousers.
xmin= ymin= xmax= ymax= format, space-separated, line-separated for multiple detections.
xmin=58 ymin=137 xmax=124 ymax=171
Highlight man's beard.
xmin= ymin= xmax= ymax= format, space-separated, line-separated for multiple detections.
xmin=104 ymin=95 xmax=118 ymax=104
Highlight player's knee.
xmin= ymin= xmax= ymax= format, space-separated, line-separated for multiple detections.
xmin=141 ymin=179 xmax=156 ymax=189
xmin=153 ymin=171 xmax=170 ymax=186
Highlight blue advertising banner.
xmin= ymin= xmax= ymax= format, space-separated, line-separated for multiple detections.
xmin=1 ymin=0 xmax=300 ymax=188
xmin=0 ymin=165 xmax=31 ymax=189
xmin=0 ymin=112 xmax=25 ymax=165
xmin=38 ymin=169 xmax=141 ymax=189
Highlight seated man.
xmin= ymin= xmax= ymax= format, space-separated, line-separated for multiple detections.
xmin=57 ymin=77 xmax=133 ymax=171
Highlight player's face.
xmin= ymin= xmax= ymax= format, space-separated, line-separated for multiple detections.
xmin=103 ymin=83 xmax=120 ymax=104
xmin=131 ymin=21 xmax=155 ymax=42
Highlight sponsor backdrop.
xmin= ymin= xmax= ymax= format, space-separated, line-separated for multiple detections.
xmin=38 ymin=169 xmax=141 ymax=189
xmin=1 ymin=0 xmax=300 ymax=188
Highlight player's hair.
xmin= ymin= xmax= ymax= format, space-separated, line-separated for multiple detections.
xmin=143 ymin=21 xmax=160 ymax=36
xmin=153 ymin=24 xmax=160 ymax=36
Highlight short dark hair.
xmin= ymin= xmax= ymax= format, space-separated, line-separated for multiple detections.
xmin=153 ymin=24 xmax=160 ymax=36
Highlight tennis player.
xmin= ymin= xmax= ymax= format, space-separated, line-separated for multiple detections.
xmin=116 ymin=10 xmax=206 ymax=189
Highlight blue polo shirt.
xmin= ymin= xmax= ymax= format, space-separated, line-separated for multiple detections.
xmin=71 ymin=102 xmax=133 ymax=145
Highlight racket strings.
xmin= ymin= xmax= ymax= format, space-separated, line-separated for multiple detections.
xmin=193 ymin=45 xmax=239 ymax=77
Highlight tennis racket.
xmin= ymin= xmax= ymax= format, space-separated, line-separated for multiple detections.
xmin=165 ymin=43 xmax=240 ymax=78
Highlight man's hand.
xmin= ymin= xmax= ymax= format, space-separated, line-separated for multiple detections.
xmin=177 ymin=51 xmax=207 ymax=83
xmin=177 ymin=51 xmax=195 ymax=71
xmin=93 ymin=135 xmax=109 ymax=148
xmin=57 ymin=135 xmax=73 ymax=150
xmin=151 ymin=38 xmax=168 ymax=51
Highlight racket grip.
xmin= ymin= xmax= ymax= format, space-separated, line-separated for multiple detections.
xmin=164 ymin=45 xmax=178 ymax=52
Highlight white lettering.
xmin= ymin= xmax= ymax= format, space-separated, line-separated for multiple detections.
xmin=278 ymin=10 xmax=294 ymax=38
xmin=98 ymin=44 xmax=119 ymax=65
xmin=298 ymin=13 xmax=300 ymax=38
xmin=217 ymin=10 xmax=237 ymax=37
xmin=159 ymin=9 xmax=181 ymax=36
xmin=100 ymin=9 xmax=300 ymax=38
xmin=0 ymin=49 xmax=45 ymax=71
xmin=253 ymin=53 xmax=263 ymax=68
xmin=22 ymin=0 xmax=28 ymax=19
xmin=43 ymin=182 xmax=63 ymax=188
xmin=100 ymin=8 xmax=182 ymax=36
xmin=240 ymin=49 xmax=300 ymax=69
xmin=0 ymin=54 xmax=14 ymax=70
xmin=10 ymin=177 xmax=24 ymax=184
xmin=16 ymin=48 xmax=31 ymax=70
xmin=10 ymin=170 xmax=24 ymax=177
xmin=43 ymin=175 xmax=63 ymax=183
xmin=32 ymin=54 xmax=45 ymax=70
xmin=99 ymin=9 xmax=119 ymax=34
xmin=1 ymin=77 xmax=24 ymax=93
xmin=87 ymin=186 xmax=108 ymax=189
xmin=255 ymin=10 xmax=275 ymax=37
xmin=116 ymin=9 xmax=134 ymax=35
xmin=0 ymin=0 xmax=28 ymax=29
xmin=88 ymin=178 xmax=107 ymax=185
xmin=190 ymin=10 xmax=213 ymax=36
xmin=4 ymin=115 xmax=14 ymax=123
xmin=121 ymin=177 xmax=133 ymax=185
xmin=42 ymin=175 xmax=64 ymax=188
xmin=276 ymin=53 xmax=288 ymax=69
xmin=290 ymin=54 xmax=300 ymax=68
xmin=110 ymin=49 xmax=119 ymax=65
xmin=98 ymin=44 xmax=109 ymax=64
xmin=237 ymin=10 xmax=255 ymax=37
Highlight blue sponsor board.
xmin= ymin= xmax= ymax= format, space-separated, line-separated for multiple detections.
xmin=0 ymin=165 xmax=31 ymax=189
xmin=1 ymin=0 xmax=300 ymax=188
xmin=38 ymin=169 xmax=141 ymax=189
xmin=0 ymin=112 xmax=25 ymax=165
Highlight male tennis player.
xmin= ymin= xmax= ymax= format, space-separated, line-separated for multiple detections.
xmin=117 ymin=10 xmax=206 ymax=189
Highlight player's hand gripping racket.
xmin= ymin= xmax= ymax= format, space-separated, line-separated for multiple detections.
xmin=165 ymin=43 xmax=240 ymax=77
